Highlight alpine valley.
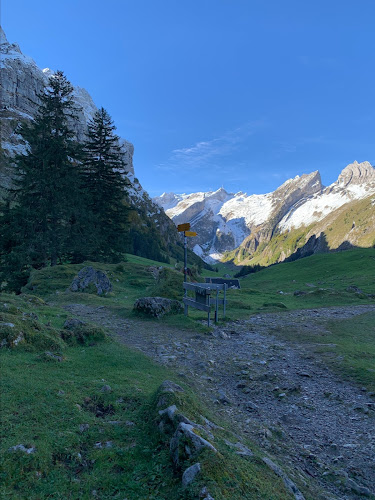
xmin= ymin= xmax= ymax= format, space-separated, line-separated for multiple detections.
xmin=154 ymin=162 xmax=375 ymax=266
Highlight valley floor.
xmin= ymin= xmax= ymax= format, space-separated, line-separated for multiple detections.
xmin=64 ymin=303 xmax=375 ymax=500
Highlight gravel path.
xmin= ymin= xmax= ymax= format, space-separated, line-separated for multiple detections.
xmin=64 ymin=303 xmax=375 ymax=500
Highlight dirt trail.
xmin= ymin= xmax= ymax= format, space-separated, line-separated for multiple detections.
xmin=64 ymin=303 xmax=375 ymax=500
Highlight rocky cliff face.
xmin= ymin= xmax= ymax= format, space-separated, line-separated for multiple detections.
xmin=154 ymin=163 xmax=375 ymax=264
xmin=0 ymin=26 xmax=134 ymax=173
xmin=0 ymin=27 xmax=181 ymax=261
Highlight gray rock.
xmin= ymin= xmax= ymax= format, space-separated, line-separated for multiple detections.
xmin=346 ymin=478 xmax=372 ymax=497
xmin=170 ymin=422 xmax=217 ymax=468
xmin=346 ymin=285 xmax=363 ymax=294
xmin=133 ymin=297 xmax=183 ymax=318
xmin=200 ymin=487 xmax=215 ymax=499
xmin=63 ymin=318 xmax=85 ymax=330
xmin=8 ymin=444 xmax=36 ymax=454
xmin=160 ymin=380 xmax=184 ymax=393
xmin=262 ymin=457 xmax=305 ymax=500
xmin=22 ymin=312 xmax=39 ymax=320
xmin=101 ymin=385 xmax=112 ymax=393
xmin=182 ymin=462 xmax=201 ymax=487
xmin=70 ymin=267 xmax=112 ymax=295
xmin=225 ymin=440 xmax=253 ymax=457
xmin=94 ymin=441 xmax=113 ymax=449
xmin=44 ymin=351 xmax=63 ymax=362
xmin=218 ymin=389 xmax=231 ymax=405
xmin=79 ymin=423 xmax=90 ymax=433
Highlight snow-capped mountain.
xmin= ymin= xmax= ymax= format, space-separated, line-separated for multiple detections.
xmin=154 ymin=162 xmax=375 ymax=264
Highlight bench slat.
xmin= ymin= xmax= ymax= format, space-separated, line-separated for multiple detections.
xmin=183 ymin=297 xmax=211 ymax=312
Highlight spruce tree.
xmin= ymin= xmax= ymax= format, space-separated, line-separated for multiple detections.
xmin=0 ymin=71 xmax=83 ymax=288
xmin=81 ymin=107 xmax=130 ymax=261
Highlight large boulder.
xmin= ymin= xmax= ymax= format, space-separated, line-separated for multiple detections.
xmin=133 ymin=297 xmax=183 ymax=318
xmin=70 ymin=267 xmax=112 ymax=295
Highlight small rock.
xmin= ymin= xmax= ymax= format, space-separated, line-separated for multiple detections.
xmin=8 ymin=444 xmax=36 ymax=454
xmin=63 ymin=318 xmax=85 ymax=330
xmin=57 ymin=390 xmax=65 ymax=396
xmin=101 ymin=385 xmax=112 ymax=393
xmin=200 ymin=486 xmax=215 ymax=499
xmin=160 ymin=380 xmax=184 ymax=393
xmin=44 ymin=351 xmax=63 ymax=362
xmin=236 ymin=380 xmax=247 ymax=389
xmin=218 ymin=390 xmax=231 ymax=405
xmin=79 ymin=424 xmax=90 ymax=433
xmin=182 ymin=462 xmax=201 ymax=487
xmin=94 ymin=441 xmax=113 ymax=449
xmin=346 ymin=478 xmax=372 ymax=497
xmin=245 ymin=401 xmax=259 ymax=411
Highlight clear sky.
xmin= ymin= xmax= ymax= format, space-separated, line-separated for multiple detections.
xmin=2 ymin=0 xmax=375 ymax=196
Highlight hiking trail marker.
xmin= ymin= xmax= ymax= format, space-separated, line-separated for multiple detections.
xmin=177 ymin=222 xmax=197 ymax=313
xmin=177 ymin=223 xmax=190 ymax=232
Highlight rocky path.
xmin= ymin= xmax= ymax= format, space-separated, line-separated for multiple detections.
xmin=64 ymin=303 xmax=375 ymax=500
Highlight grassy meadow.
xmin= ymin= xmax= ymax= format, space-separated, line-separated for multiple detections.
xmin=1 ymin=247 xmax=374 ymax=498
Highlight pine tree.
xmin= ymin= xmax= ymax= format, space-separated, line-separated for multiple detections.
xmin=0 ymin=71 xmax=84 ymax=288
xmin=81 ymin=107 xmax=130 ymax=261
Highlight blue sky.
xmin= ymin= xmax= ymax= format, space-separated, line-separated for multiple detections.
xmin=2 ymin=0 xmax=375 ymax=196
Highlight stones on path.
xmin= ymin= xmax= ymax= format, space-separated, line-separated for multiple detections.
xmin=64 ymin=303 xmax=375 ymax=499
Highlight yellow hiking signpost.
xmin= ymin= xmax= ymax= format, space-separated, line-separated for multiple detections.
xmin=177 ymin=222 xmax=197 ymax=314
xmin=177 ymin=223 xmax=190 ymax=232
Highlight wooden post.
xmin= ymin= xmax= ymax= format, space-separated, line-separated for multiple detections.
xmin=215 ymin=288 xmax=219 ymax=323
xmin=184 ymin=231 xmax=188 ymax=315
xmin=223 ymin=284 xmax=227 ymax=318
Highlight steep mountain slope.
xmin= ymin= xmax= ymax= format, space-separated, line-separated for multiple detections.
xmin=0 ymin=27 xmax=201 ymax=265
xmin=155 ymin=162 xmax=375 ymax=265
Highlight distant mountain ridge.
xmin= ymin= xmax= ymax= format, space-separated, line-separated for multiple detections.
xmin=154 ymin=161 xmax=375 ymax=265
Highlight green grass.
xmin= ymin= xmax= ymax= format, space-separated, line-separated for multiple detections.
xmin=229 ymin=247 xmax=375 ymax=315
xmin=0 ymin=295 xmax=296 ymax=499
xmin=2 ymin=248 xmax=373 ymax=497
xmin=267 ymin=311 xmax=375 ymax=392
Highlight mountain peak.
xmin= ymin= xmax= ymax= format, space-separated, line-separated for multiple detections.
xmin=337 ymin=161 xmax=375 ymax=187
xmin=0 ymin=25 xmax=8 ymax=45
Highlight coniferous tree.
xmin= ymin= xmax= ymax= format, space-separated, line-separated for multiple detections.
xmin=0 ymin=71 xmax=84 ymax=288
xmin=81 ymin=107 xmax=130 ymax=261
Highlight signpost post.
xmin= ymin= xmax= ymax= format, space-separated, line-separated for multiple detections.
xmin=177 ymin=223 xmax=197 ymax=315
